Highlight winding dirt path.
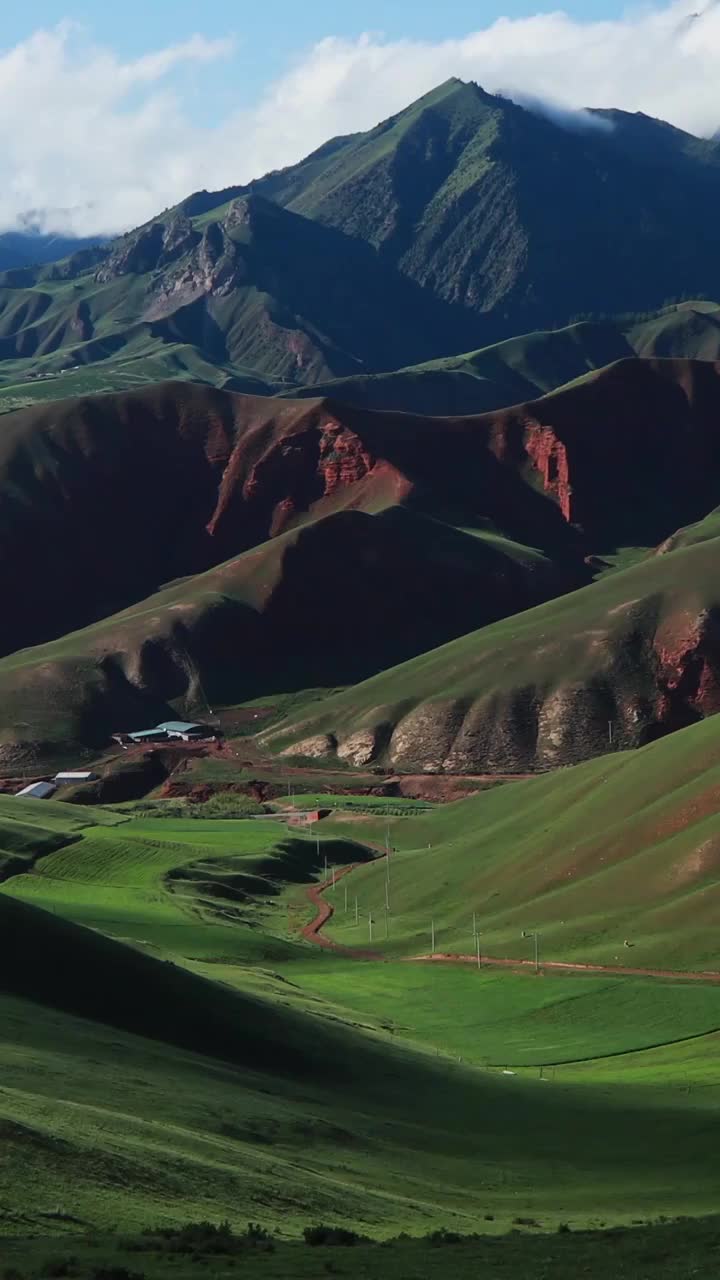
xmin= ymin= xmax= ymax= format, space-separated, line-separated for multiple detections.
xmin=302 ymin=863 xmax=381 ymax=958
xmin=302 ymin=862 xmax=720 ymax=985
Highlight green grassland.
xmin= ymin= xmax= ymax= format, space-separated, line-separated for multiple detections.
xmin=280 ymin=960 xmax=720 ymax=1066
xmin=0 ymin=813 xmax=336 ymax=963
xmin=7 ymin=1216 xmax=720 ymax=1280
xmin=313 ymin=712 xmax=720 ymax=970
xmin=4 ymin=768 xmax=720 ymax=1264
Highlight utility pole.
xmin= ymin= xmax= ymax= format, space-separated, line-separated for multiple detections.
xmin=522 ymin=930 xmax=540 ymax=973
xmin=331 ymin=865 xmax=336 ymax=890
xmin=608 ymin=720 xmax=614 ymax=746
xmin=384 ymin=877 xmax=390 ymax=912
xmin=384 ymin=905 xmax=389 ymax=939
xmin=369 ymin=913 xmax=373 ymax=943
xmin=472 ymin=911 xmax=477 ymax=938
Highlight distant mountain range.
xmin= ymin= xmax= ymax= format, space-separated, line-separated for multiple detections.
xmin=0 ymin=228 xmax=104 ymax=272
xmin=4 ymin=78 xmax=720 ymax=407
xmin=4 ymin=81 xmax=720 ymax=770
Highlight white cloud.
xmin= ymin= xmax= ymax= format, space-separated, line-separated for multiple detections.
xmin=3 ymin=2 xmax=720 ymax=237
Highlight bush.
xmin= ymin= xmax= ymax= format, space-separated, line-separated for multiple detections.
xmin=303 ymin=1225 xmax=361 ymax=1247
xmin=557 ymin=1222 xmax=572 ymax=1234
xmin=135 ymin=1220 xmax=273 ymax=1256
xmin=189 ymin=794 xmax=263 ymax=819
xmin=425 ymin=1228 xmax=463 ymax=1246
xmin=138 ymin=1221 xmax=234 ymax=1255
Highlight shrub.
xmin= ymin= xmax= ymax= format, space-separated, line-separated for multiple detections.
xmin=240 ymin=1218 xmax=274 ymax=1249
xmin=303 ymin=1225 xmax=361 ymax=1247
xmin=557 ymin=1222 xmax=572 ymax=1234
xmin=134 ymin=1220 xmax=273 ymax=1257
xmin=189 ymin=794 xmax=263 ymax=819
xmin=139 ymin=1221 xmax=234 ymax=1255
xmin=425 ymin=1228 xmax=463 ymax=1246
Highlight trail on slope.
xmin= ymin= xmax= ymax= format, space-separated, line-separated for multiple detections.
xmin=302 ymin=861 xmax=720 ymax=984
xmin=302 ymin=863 xmax=381 ymax=959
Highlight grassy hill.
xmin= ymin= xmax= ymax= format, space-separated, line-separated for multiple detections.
xmin=3 ymin=790 xmax=720 ymax=1246
xmin=287 ymin=304 xmax=720 ymax=417
xmin=0 ymin=505 xmax=580 ymax=763
xmin=265 ymin=523 xmax=720 ymax=772
xmin=305 ymin=709 xmax=720 ymax=971
xmin=4 ymin=358 xmax=720 ymax=765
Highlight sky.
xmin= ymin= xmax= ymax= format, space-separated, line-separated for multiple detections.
xmin=3 ymin=0 xmax=720 ymax=236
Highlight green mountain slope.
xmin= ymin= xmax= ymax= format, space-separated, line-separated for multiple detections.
xmin=3 ymin=84 xmax=720 ymax=413
xmin=0 ymin=505 xmax=578 ymax=764
xmin=287 ymin=305 xmax=720 ymax=417
xmin=251 ymin=79 xmax=720 ymax=338
xmin=319 ymin=708 xmax=720 ymax=972
xmin=0 ymin=192 xmax=478 ymax=401
xmin=265 ymin=523 xmax=720 ymax=773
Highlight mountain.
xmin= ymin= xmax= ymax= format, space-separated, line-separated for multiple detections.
xmin=0 ymin=192 xmax=479 ymax=406
xmin=250 ymin=79 xmax=720 ymax=337
xmin=0 ymin=378 xmax=594 ymax=763
xmin=3 ymin=82 xmax=720 ymax=410
xmin=3 ymin=359 xmax=720 ymax=765
xmin=0 ymin=228 xmax=104 ymax=272
xmin=287 ymin=304 xmax=720 ymax=416
xmin=265 ymin=358 xmax=720 ymax=772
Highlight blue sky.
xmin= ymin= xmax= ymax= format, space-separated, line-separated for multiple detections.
xmin=2 ymin=1 xmax=631 ymax=111
xmin=0 ymin=2 xmax=717 ymax=234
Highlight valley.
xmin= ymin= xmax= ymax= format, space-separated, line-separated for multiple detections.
xmin=4 ymin=68 xmax=720 ymax=1280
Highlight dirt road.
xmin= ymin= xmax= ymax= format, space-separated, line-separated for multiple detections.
xmin=302 ymin=862 xmax=720 ymax=985
xmin=302 ymin=863 xmax=381 ymax=958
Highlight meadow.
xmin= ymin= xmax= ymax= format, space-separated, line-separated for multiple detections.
xmin=3 ymin=783 xmax=720 ymax=1271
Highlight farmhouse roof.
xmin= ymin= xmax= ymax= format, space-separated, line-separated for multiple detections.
xmin=16 ymin=781 xmax=56 ymax=799
xmin=155 ymin=721 xmax=203 ymax=733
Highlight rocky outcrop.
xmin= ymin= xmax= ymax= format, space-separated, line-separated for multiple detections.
xmin=337 ymin=730 xmax=381 ymax=766
xmin=280 ymin=734 xmax=336 ymax=759
xmin=525 ymin=421 xmax=573 ymax=522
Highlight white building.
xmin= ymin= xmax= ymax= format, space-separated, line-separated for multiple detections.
xmin=54 ymin=771 xmax=99 ymax=784
xmin=16 ymin=781 xmax=57 ymax=799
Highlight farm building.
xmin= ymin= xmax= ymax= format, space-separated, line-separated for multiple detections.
xmin=112 ymin=721 xmax=215 ymax=746
xmin=16 ymin=781 xmax=56 ymax=799
xmin=54 ymin=771 xmax=99 ymax=784
xmin=156 ymin=721 xmax=210 ymax=741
